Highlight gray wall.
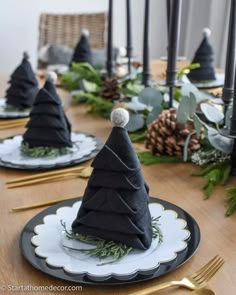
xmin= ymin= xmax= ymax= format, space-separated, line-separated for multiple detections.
xmin=144 ymin=0 xmax=230 ymax=67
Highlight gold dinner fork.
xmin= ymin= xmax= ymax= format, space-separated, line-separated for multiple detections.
xmin=130 ymin=255 xmax=224 ymax=295
xmin=7 ymin=166 xmax=93 ymax=188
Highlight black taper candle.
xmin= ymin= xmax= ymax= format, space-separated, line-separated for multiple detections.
xmin=222 ymin=0 xmax=236 ymax=113
xmin=126 ymin=0 xmax=132 ymax=75
xmin=166 ymin=0 xmax=182 ymax=108
xmin=106 ymin=0 xmax=113 ymax=78
xmin=142 ymin=0 xmax=150 ymax=87
xmin=166 ymin=0 xmax=171 ymax=36
xmin=230 ymin=64 xmax=236 ymax=175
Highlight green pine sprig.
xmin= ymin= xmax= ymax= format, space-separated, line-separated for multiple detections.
xmin=129 ymin=131 xmax=146 ymax=143
xmin=73 ymin=92 xmax=113 ymax=119
xmin=225 ymin=187 xmax=236 ymax=216
xmin=4 ymin=105 xmax=30 ymax=112
xmin=191 ymin=160 xmax=231 ymax=199
xmin=21 ymin=143 xmax=69 ymax=158
xmin=61 ymin=216 xmax=162 ymax=266
xmin=137 ymin=151 xmax=182 ymax=165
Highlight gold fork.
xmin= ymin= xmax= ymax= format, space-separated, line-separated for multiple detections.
xmin=130 ymin=255 xmax=224 ymax=295
xmin=7 ymin=167 xmax=93 ymax=188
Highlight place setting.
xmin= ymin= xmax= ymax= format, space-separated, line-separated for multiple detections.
xmin=0 ymin=71 xmax=102 ymax=170
xmin=19 ymin=108 xmax=202 ymax=286
xmin=0 ymin=52 xmax=39 ymax=120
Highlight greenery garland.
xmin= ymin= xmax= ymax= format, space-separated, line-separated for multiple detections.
xmin=61 ymin=216 xmax=163 ymax=266
xmin=60 ymin=62 xmax=236 ymax=216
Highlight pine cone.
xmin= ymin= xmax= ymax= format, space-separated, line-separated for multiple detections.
xmin=100 ymin=77 xmax=120 ymax=101
xmin=145 ymin=108 xmax=204 ymax=157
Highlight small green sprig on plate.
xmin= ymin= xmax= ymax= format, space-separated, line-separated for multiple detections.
xmin=21 ymin=143 xmax=69 ymax=158
xmin=4 ymin=104 xmax=30 ymax=112
xmin=61 ymin=216 xmax=163 ymax=266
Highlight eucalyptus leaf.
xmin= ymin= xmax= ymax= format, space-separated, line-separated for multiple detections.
xmin=183 ymin=131 xmax=196 ymax=162
xmin=193 ymin=113 xmax=202 ymax=139
xmin=200 ymin=103 xmax=224 ymax=123
xmin=126 ymin=82 xmax=144 ymax=95
xmin=146 ymin=105 xmax=163 ymax=125
xmin=125 ymin=113 xmax=145 ymax=132
xmin=126 ymin=96 xmax=149 ymax=112
xmin=207 ymin=127 xmax=233 ymax=154
xmin=176 ymin=94 xmax=197 ymax=124
xmin=181 ymin=83 xmax=211 ymax=103
xmin=138 ymin=87 xmax=163 ymax=108
xmin=79 ymin=79 xmax=100 ymax=93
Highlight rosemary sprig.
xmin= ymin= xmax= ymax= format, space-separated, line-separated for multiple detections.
xmin=191 ymin=160 xmax=231 ymax=199
xmin=61 ymin=216 xmax=162 ymax=266
xmin=138 ymin=151 xmax=182 ymax=165
xmin=129 ymin=131 xmax=146 ymax=143
xmin=21 ymin=143 xmax=69 ymax=158
xmin=151 ymin=216 xmax=163 ymax=242
xmin=4 ymin=104 xmax=30 ymax=112
xmin=73 ymin=92 xmax=113 ymax=119
xmin=226 ymin=187 xmax=236 ymax=216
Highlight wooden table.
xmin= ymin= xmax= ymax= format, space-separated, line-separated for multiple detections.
xmin=0 ymin=64 xmax=236 ymax=295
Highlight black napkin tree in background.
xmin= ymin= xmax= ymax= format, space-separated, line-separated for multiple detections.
xmin=70 ymin=30 xmax=92 ymax=66
xmin=5 ymin=52 xmax=39 ymax=109
xmin=23 ymin=72 xmax=72 ymax=148
xmin=187 ymin=28 xmax=216 ymax=82
xmin=72 ymin=108 xmax=153 ymax=250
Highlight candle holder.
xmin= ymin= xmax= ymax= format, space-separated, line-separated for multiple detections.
xmin=222 ymin=0 xmax=236 ymax=115
xmin=218 ymin=0 xmax=236 ymax=175
xmin=219 ymin=127 xmax=236 ymax=176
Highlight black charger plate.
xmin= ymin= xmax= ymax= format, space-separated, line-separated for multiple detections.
xmin=20 ymin=197 xmax=200 ymax=285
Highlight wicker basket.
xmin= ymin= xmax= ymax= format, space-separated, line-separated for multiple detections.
xmin=38 ymin=13 xmax=106 ymax=49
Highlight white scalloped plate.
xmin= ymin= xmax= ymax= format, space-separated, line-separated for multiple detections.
xmin=0 ymin=97 xmax=30 ymax=118
xmin=0 ymin=133 xmax=98 ymax=169
xmin=31 ymin=201 xmax=190 ymax=281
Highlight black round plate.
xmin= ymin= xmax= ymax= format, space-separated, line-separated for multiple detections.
xmin=20 ymin=197 xmax=201 ymax=285
xmin=0 ymin=133 xmax=103 ymax=171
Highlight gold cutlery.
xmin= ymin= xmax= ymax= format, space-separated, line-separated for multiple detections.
xmin=0 ymin=118 xmax=28 ymax=129
xmin=190 ymin=288 xmax=215 ymax=295
xmin=130 ymin=255 xmax=224 ymax=294
xmin=7 ymin=166 xmax=93 ymax=188
xmin=6 ymin=165 xmax=87 ymax=184
xmin=11 ymin=196 xmax=77 ymax=212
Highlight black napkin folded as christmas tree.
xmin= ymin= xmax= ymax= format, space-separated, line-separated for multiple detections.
xmin=188 ymin=28 xmax=216 ymax=82
xmin=72 ymin=108 xmax=153 ymax=250
xmin=70 ymin=30 xmax=92 ymax=65
xmin=23 ymin=72 xmax=72 ymax=148
xmin=5 ymin=52 xmax=39 ymax=109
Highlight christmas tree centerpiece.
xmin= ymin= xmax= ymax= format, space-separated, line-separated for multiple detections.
xmin=22 ymin=72 xmax=72 ymax=157
xmin=70 ymin=30 xmax=92 ymax=66
xmin=71 ymin=108 xmax=153 ymax=252
xmin=5 ymin=52 xmax=39 ymax=110
xmin=187 ymin=28 xmax=216 ymax=82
